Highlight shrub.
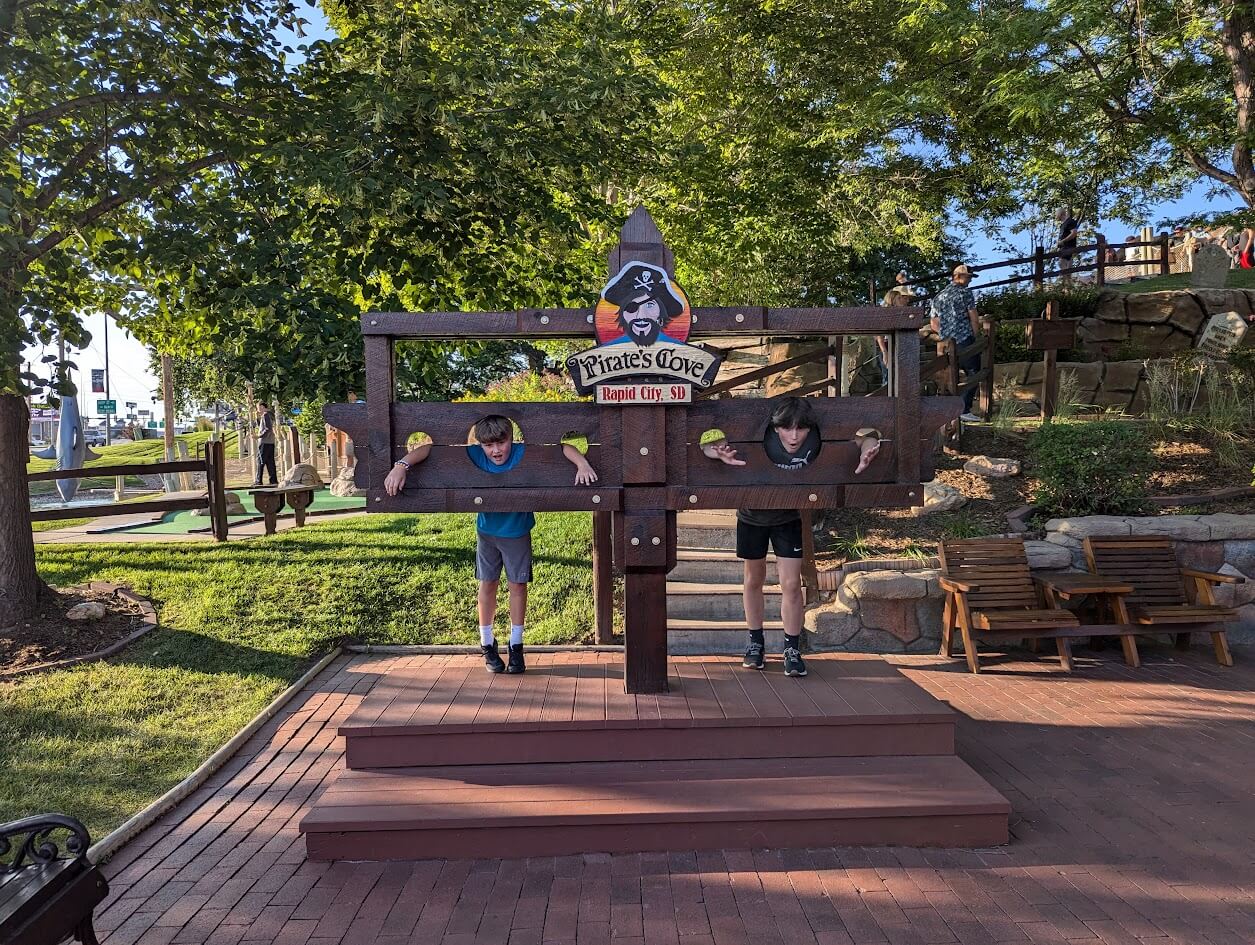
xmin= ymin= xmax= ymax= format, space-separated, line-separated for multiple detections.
xmin=981 ymin=286 xmax=1107 ymax=363
xmin=456 ymin=370 xmax=586 ymax=403
xmin=1028 ymin=420 xmax=1152 ymax=517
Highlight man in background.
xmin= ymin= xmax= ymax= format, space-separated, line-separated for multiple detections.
xmin=929 ymin=264 xmax=983 ymax=423
xmin=253 ymin=402 xmax=278 ymax=486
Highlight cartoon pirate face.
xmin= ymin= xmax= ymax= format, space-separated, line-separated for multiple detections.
xmin=601 ymin=262 xmax=686 ymax=347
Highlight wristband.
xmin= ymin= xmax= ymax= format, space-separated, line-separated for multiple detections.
xmin=394 ymin=459 xmax=410 ymax=469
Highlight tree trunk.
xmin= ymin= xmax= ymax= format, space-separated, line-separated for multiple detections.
xmin=0 ymin=393 xmax=39 ymax=630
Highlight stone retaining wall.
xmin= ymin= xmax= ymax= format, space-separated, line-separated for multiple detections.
xmin=806 ymin=517 xmax=1255 ymax=649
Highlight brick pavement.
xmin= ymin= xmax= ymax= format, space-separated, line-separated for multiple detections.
xmin=97 ymin=646 xmax=1255 ymax=944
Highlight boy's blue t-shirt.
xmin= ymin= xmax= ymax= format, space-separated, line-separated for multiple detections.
xmin=467 ymin=443 xmax=535 ymax=538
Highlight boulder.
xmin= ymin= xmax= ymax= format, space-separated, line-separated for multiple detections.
xmin=329 ymin=466 xmax=364 ymax=498
xmin=911 ymin=480 xmax=967 ymax=516
xmin=1198 ymin=514 xmax=1255 ymax=541
xmin=1077 ymin=318 xmax=1130 ymax=346
xmin=1126 ymin=516 xmax=1211 ymax=541
xmin=805 ymin=600 xmax=861 ymax=648
xmin=280 ymin=463 xmax=323 ymax=488
xmin=915 ymin=596 xmax=946 ymax=642
xmin=1056 ymin=362 xmax=1103 ymax=393
xmin=1223 ymin=539 xmax=1255 ymax=576
xmin=842 ymin=569 xmax=931 ymax=600
xmin=1024 ymin=540 xmax=1072 ymax=570
xmin=964 ymin=456 xmax=1021 ymax=478
xmin=1212 ymin=563 xmax=1255 ymax=609
xmin=1101 ymin=360 xmax=1145 ymax=393
xmin=1174 ymin=541 xmax=1225 ymax=573
xmin=66 ymin=601 xmax=107 ymax=621
xmin=1090 ymin=389 xmax=1134 ymax=411
xmin=1125 ymin=292 xmax=1175 ymax=325
xmin=858 ymin=599 xmax=921 ymax=644
xmin=1166 ymin=296 xmax=1209 ymax=336
xmin=191 ymin=492 xmax=246 ymax=517
xmin=1045 ymin=516 xmax=1132 ymax=538
xmin=994 ymin=362 xmax=1030 ymax=387
xmin=1128 ymin=323 xmax=1183 ymax=352
xmin=1193 ymin=289 xmax=1251 ymax=317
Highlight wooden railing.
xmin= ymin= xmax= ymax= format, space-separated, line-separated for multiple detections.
xmin=28 ymin=440 xmax=230 ymax=541
xmin=901 ymin=235 xmax=1173 ymax=296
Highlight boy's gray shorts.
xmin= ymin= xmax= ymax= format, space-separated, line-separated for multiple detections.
xmin=476 ymin=533 xmax=533 ymax=583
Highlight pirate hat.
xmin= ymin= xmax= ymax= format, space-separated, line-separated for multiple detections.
xmin=602 ymin=261 xmax=685 ymax=319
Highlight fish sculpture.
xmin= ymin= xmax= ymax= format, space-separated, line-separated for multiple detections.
xmin=32 ymin=395 xmax=102 ymax=502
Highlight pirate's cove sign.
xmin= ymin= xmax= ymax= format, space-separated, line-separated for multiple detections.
xmin=567 ymin=261 xmax=723 ymax=403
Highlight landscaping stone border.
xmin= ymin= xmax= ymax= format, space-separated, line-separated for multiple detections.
xmin=0 ymin=582 xmax=160 ymax=680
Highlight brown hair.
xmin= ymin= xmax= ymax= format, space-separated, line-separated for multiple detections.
xmin=769 ymin=395 xmax=816 ymax=430
xmin=473 ymin=415 xmax=513 ymax=444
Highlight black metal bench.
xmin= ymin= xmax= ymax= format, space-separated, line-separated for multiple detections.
xmin=1 ymin=815 xmax=108 ymax=945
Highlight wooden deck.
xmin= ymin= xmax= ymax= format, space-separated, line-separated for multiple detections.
xmin=302 ymin=654 xmax=1009 ymax=859
xmin=95 ymin=647 xmax=1255 ymax=945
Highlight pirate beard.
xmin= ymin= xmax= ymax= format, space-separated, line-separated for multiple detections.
xmin=618 ymin=313 xmax=663 ymax=346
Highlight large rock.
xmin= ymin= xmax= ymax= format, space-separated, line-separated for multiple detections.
xmin=1193 ymin=289 xmax=1251 ymax=318
xmin=1165 ymin=295 xmax=1209 ymax=335
xmin=1223 ymin=539 xmax=1255 ymax=575
xmin=964 ymin=456 xmax=1021 ymax=478
xmin=1125 ymin=292 xmax=1175 ymax=324
xmin=1024 ymin=540 xmax=1072 ymax=570
xmin=995 ymin=361 xmax=1030 ymax=386
xmin=1046 ymin=516 xmax=1132 ymax=538
xmin=66 ymin=601 xmax=107 ymax=621
xmin=191 ymin=491 xmax=246 ymax=517
xmin=912 ymin=480 xmax=967 ymax=516
xmin=329 ymin=466 xmax=364 ymax=497
xmin=1199 ymin=514 xmax=1255 ymax=541
xmin=858 ymin=599 xmax=920 ymax=644
xmin=1090 ymin=389 xmax=1135 ymax=411
xmin=1101 ymin=360 xmax=1145 ymax=393
xmin=842 ymin=570 xmax=931 ymax=600
xmin=1212 ymin=563 xmax=1255 ymax=609
xmin=1056 ymin=362 xmax=1103 ymax=393
xmin=1077 ymin=318 xmax=1129 ymax=346
xmin=1128 ymin=323 xmax=1185 ymax=352
xmin=805 ymin=600 xmax=861 ymax=648
xmin=280 ymin=463 xmax=323 ymax=488
xmin=1126 ymin=516 xmax=1211 ymax=541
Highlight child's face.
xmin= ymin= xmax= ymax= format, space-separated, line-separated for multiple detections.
xmin=480 ymin=436 xmax=512 ymax=465
xmin=774 ymin=424 xmax=810 ymax=454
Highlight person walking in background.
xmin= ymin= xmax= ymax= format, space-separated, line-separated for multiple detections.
xmin=253 ymin=402 xmax=278 ymax=487
xmin=929 ymin=264 xmax=983 ymax=423
xmin=1055 ymin=208 xmax=1079 ymax=281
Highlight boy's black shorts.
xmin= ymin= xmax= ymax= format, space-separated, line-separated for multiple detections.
xmin=736 ymin=519 xmax=804 ymax=561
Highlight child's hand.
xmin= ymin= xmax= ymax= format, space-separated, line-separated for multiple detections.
xmin=854 ymin=438 xmax=881 ymax=475
xmin=707 ymin=443 xmax=746 ymax=466
xmin=574 ymin=462 xmax=598 ymax=486
xmin=383 ymin=464 xmax=408 ymax=496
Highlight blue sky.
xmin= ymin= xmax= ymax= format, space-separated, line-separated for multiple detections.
xmin=29 ymin=4 xmax=1241 ymax=417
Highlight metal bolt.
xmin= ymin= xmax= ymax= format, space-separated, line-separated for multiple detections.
xmin=689 ymin=494 xmax=698 ymax=503
xmin=639 ymin=447 xmax=649 ymax=456
xmin=909 ymin=491 xmax=917 ymax=498
xmin=631 ymin=537 xmax=640 ymax=546
xmin=586 ymin=314 xmax=594 ymax=324
xmin=540 ymin=315 xmax=550 ymax=325
xmin=374 ymin=497 xmax=381 ymax=503
xmin=592 ymin=494 xmax=601 ymax=504
xmin=474 ymin=496 xmax=483 ymax=505
xmin=691 ymin=315 xmax=698 ymax=323
xmin=809 ymin=493 xmax=818 ymax=502
xmin=651 ymin=536 xmax=661 ymax=546
xmin=735 ymin=313 xmax=745 ymax=323
xmin=370 ymin=319 xmax=378 ymax=326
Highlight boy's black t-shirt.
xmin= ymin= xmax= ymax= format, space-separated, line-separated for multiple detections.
xmin=736 ymin=428 xmax=821 ymax=528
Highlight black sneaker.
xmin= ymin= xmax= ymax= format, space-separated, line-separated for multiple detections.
xmin=783 ymin=646 xmax=807 ymax=677
xmin=481 ymin=641 xmax=505 ymax=673
xmin=742 ymin=641 xmax=766 ymax=670
xmin=506 ymin=644 xmax=526 ymax=674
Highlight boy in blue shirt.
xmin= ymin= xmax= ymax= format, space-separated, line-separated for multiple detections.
xmin=383 ymin=415 xmax=598 ymax=674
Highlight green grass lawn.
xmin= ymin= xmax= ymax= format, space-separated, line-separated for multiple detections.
xmin=28 ymin=430 xmax=239 ymax=496
xmin=1 ymin=512 xmax=596 ymax=840
xmin=1113 ymin=269 xmax=1255 ymax=294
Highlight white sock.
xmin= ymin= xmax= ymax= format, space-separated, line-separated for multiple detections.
xmin=479 ymin=626 xmax=495 ymax=646
xmin=510 ymin=624 xmax=524 ymax=646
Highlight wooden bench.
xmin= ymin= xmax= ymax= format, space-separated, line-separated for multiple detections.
xmin=247 ymin=485 xmax=316 ymax=536
xmin=1 ymin=814 xmax=108 ymax=945
xmin=1084 ymin=536 xmax=1240 ymax=666
xmin=938 ymin=537 xmax=1141 ymax=673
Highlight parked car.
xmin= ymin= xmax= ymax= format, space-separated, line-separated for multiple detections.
xmin=84 ymin=429 xmax=107 ymax=447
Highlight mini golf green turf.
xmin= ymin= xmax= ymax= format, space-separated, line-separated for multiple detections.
xmin=99 ymin=489 xmax=368 ymax=535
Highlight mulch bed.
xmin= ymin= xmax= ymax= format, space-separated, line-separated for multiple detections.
xmin=815 ymin=425 xmax=1255 ymax=568
xmin=0 ymin=584 xmax=156 ymax=678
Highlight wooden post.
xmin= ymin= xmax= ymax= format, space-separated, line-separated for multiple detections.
xmin=827 ymin=335 xmax=839 ymax=398
xmin=1095 ymin=234 xmax=1107 ymax=285
xmin=365 ymin=335 xmax=397 ymax=502
xmin=623 ymin=571 xmax=668 ymax=692
xmin=592 ymin=511 xmax=614 ymax=644
xmin=979 ymin=317 xmax=995 ymax=418
xmin=175 ymin=440 xmax=193 ymax=491
xmin=289 ymin=425 xmax=302 ymax=466
xmin=1033 ymin=245 xmax=1045 ymax=288
xmin=205 ymin=439 xmax=229 ymax=542
xmin=939 ymin=338 xmax=959 ymax=443
xmin=800 ymin=510 xmax=819 ymax=604
xmin=1041 ymin=300 xmax=1060 ymax=420
xmin=1159 ymin=232 xmax=1171 ymax=277
xmin=894 ymin=325 xmax=922 ymax=483
xmin=114 ymin=475 xmax=125 ymax=503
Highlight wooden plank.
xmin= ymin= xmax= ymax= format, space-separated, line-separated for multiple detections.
xmin=699 ymin=346 xmax=836 ymax=398
xmin=669 ymin=485 xmax=845 ymax=511
xmin=624 ymin=570 xmax=669 ymax=693
xmin=27 ymin=459 xmax=204 ymax=482
xmin=688 ymin=306 xmax=766 ymax=333
xmin=686 ymin=398 xmax=896 ymax=441
xmin=684 ymin=441 xmax=897 ymax=486
xmin=592 ymin=511 xmax=615 ymax=645
xmin=391 ymin=403 xmax=599 ymax=446
xmin=673 ymin=658 xmax=725 ymax=722
xmin=391 ymin=444 xmax=610 ymax=489
xmin=364 ymin=334 xmax=396 ymax=500
xmin=378 ymin=487 xmax=620 ymax=514
xmin=893 ymin=329 xmax=921 ymax=484
xmin=621 ymin=406 xmax=666 ymax=484
xmin=29 ymin=497 xmax=206 ymax=522
xmin=765 ymin=307 xmax=924 ymax=334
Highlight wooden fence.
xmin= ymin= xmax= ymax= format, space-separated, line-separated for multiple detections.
xmin=28 ymin=440 xmax=230 ymax=541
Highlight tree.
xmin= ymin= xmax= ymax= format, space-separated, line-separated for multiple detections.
xmin=0 ymin=0 xmax=304 ymax=628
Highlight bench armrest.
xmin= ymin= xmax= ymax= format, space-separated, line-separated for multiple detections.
xmin=938 ymin=576 xmax=978 ymax=593
xmin=0 ymin=813 xmax=92 ymax=869
xmin=1033 ymin=573 xmax=1133 ymax=598
xmin=1181 ymin=568 xmax=1244 ymax=585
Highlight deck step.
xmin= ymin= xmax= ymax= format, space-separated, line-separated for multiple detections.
xmin=301 ymin=755 xmax=1009 ymax=859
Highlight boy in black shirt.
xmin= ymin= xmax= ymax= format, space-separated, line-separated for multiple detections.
xmin=702 ymin=397 xmax=881 ymax=676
